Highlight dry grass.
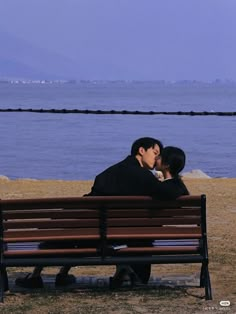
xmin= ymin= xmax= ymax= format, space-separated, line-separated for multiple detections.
xmin=0 ymin=178 xmax=235 ymax=313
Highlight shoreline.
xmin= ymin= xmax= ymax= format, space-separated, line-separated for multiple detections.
xmin=0 ymin=168 xmax=233 ymax=182
xmin=0 ymin=176 xmax=235 ymax=201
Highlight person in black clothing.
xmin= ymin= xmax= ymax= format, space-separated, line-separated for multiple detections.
xmin=15 ymin=137 xmax=188 ymax=289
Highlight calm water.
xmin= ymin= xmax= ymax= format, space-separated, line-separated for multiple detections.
xmin=0 ymin=81 xmax=235 ymax=179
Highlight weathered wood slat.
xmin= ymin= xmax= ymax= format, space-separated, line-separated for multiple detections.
xmin=107 ymin=226 xmax=201 ymax=234
xmin=4 ymin=217 xmax=200 ymax=229
xmin=3 ymin=209 xmax=99 ymax=219
xmin=4 ymin=246 xmax=199 ymax=257
xmin=4 ymin=219 xmax=100 ymax=229
xmin=107 ymin=217 xmax=201 ymax=226
xmin=0 ymin=195 xmax=202 ymax=210
xmin=4 ymin=248 xmax=98 ymax=256
xmin=107 ymin=208 xmax=201 ymax=217
xmin=4 ymin=235 xmax=100 ymax=242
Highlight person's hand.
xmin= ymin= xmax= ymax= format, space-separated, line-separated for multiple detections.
xmin=155 ymin=171 xmax=164 ymax=181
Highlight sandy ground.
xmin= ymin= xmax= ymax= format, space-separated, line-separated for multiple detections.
xmin=0 ymin=177 xmax=235 ymax=313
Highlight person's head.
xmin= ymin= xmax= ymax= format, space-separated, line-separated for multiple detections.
xmin=156 ymin=146 xmax=186 ymax=178
xmin=131 ymin=137 xmax=163 ymax=170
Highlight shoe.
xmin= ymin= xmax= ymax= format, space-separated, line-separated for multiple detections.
xmin=4 ymin=278 xmax=9 ymax=292
xmin=55 ymin=273 xmax=76 ymax=287
xmin=109 ymin=268 xmax=129 ymax=289
xmin=15 ymin=274 xmax=44 ymax=289
xmin=1 ymin=268 xmax=9 ymax=291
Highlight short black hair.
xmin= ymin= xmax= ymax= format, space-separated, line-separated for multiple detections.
xmin=161 ymin=146 xmax=186 ymax=177
xmin=131 ymin=137 xmax=163 ymax=156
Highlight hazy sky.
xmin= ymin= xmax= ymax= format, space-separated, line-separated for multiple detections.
xmin=1 ymin=0 xmax=236 ymax=80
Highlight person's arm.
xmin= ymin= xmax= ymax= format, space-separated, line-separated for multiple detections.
xmin=133 ymin=169 xmax=187 ymax=200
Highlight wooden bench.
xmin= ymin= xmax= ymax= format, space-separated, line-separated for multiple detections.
xmin=0 ymin=195 xmax=212 ymax=302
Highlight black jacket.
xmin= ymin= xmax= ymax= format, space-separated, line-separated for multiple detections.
xmin=86 ymin=156 xmax=189 ymax=200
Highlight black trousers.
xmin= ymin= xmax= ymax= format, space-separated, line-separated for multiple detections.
xmin=128 ymin=263 xmax=151 ymax=284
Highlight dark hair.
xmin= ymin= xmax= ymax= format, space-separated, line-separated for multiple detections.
xmin=131 ymin=137 xmax=163 ymax=156
xmin=161 ymin=146 xmax=186 ymax=177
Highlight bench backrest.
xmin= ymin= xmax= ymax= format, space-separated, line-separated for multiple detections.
xmin=0 ymin=195 xmax=207 ymax=258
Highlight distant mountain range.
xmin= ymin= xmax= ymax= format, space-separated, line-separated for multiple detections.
xmin=0 ymin=57 xmax=49 ymax=79
xmin=0 ymin=30 xmax=78 ymax=80
xmin=1 ymin=30 xmax=235 ymax=84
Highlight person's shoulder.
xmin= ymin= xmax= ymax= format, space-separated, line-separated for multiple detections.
xmin=161 ymin=177 xmax=185 ymax=187
xmin=170 ymin=177 xmax=189 ymax=195
xmin=97 ymin=157 xmax=129 ymax=175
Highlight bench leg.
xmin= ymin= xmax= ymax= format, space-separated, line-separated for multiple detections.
xmin=200 ymin=264 xmax=204 ymax=288
xmin=0 ymin=266 xmax=8 ymax=303
xmin=200 ymin=263 xmax=212 ymax=300
xmin=204 ymin=265 xmax=212 ymax=300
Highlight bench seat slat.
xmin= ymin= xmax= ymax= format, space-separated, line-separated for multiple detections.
xmin=3 ymin=210 xmax=100 ymax=219
xmin=108 ymin=234 xmax=201 ymax=240
xmin=107 ymin=208 xmax=201 ymax=217
xmin=4 ymin=248 xmax=98 ymax=257
xmin=4 ymin=219 xmax=99 ymax=229
xmin=0 ymin=195 xmax=202 ymax=211
xmin=4 ymin=246 xmax=200 ymax=257
xmin=3 ymin=208 xmax=201 ymax=220
xmin=107 ymin=217 xmax=201 ymax=226
xmin=110 ymin=246 xmax=200 ymax=254
xmin=4 ymin=217 xmax=200 ymax=230
xmin=108 ymin=226 xmax=201 ymax=234
xmin=4 ymin=235 xmax=100 ymax=242
xmin=4 ymin=228 xmax=99 ymax=238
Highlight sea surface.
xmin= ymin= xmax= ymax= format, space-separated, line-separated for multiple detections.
xmin=0 ymin=81 xmax=235 ymax=179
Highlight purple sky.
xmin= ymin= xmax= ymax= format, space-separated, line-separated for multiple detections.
xmin=1 ymin=0 xmax=236 ymax=81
